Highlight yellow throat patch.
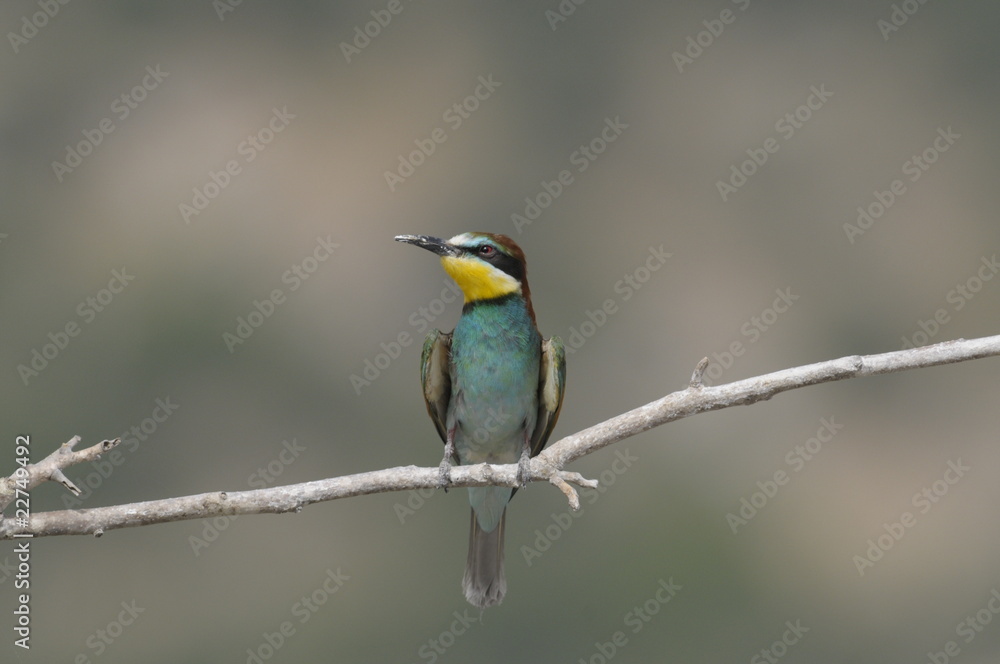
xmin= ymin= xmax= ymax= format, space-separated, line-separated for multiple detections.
xmin=441 ymin=255 xmax=521 ymax=303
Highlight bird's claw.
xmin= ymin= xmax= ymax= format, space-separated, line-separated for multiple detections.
xmin=515 ymin=451 xmax=532 ymax=488
xmin=438 ymin=459 xmax=453 ymax=491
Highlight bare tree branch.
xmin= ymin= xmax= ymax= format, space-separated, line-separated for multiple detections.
xmin=0 ymin=436 xmax=120 ymax=513
xmin=3 ymin=334 xmax=998 ymax=540
xmin=540 ymin=334 xmax=1000 ymax=470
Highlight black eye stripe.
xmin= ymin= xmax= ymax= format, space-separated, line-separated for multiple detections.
xmin=462 ymin=242 xmax=522 ymax=281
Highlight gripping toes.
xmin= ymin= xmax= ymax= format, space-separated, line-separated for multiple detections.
xmin=439 ymin=434 xmax=456 ymax=490
xmin=438 ymin=457 xmax=454 ymax=489
xmin=516 ymin=447 xmax=532 ymax=488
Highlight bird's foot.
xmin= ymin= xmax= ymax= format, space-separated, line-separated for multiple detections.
xmin=439 ymin=435 xmax=457 ymax=492
xmin=438 ymin=457 xmax=454 ymax=491
xmin=515 ymin=448 xmax=532 ymax=488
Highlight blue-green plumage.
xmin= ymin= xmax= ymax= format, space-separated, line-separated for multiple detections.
xmin=397 ymin=232 xmax=566 ymax=609
xmin=450 ymin=295 xmax=541 ymax=533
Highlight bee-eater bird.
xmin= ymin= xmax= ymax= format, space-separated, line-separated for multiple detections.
xmin=395 ymin=232 xmax=566 ymax=608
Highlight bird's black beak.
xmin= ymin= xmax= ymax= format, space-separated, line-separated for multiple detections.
xmin=395 ymin=234 xmax=461 ymax=257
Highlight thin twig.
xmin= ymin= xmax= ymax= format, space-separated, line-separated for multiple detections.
xmin=0 ymin=436 xmax=120 ymax=513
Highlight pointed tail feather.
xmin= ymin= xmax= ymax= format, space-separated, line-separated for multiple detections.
xmin=462 ymin=508 xmax=506 ymax=608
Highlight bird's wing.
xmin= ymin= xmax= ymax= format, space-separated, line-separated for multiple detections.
xmin=529 ymin=335 xmax=566 ymax=457
xmin=420 ymin=329 xmax=452 ymax=447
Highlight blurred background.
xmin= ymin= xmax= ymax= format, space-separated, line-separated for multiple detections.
xmin=2 ymin=1 xmax=999 ymax=662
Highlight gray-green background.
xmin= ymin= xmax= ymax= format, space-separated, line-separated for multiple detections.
xmin=3 ymin=1 xmax=999 ymax=662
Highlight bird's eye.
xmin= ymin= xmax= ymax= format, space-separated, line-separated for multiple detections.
xmin=478 ymin=245 xmax=495 ymax=257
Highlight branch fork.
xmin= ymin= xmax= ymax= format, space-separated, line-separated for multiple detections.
xmin=454 ymin=460 xmax=598 ymax=511
xmin=0 ymin=435 xmax=120 ymax=514
xmin=529 ymin=457 xmax=598 ymax=511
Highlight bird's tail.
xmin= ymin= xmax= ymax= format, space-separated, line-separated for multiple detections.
xmin=463 ymin=507 xmax=506 ymax=608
